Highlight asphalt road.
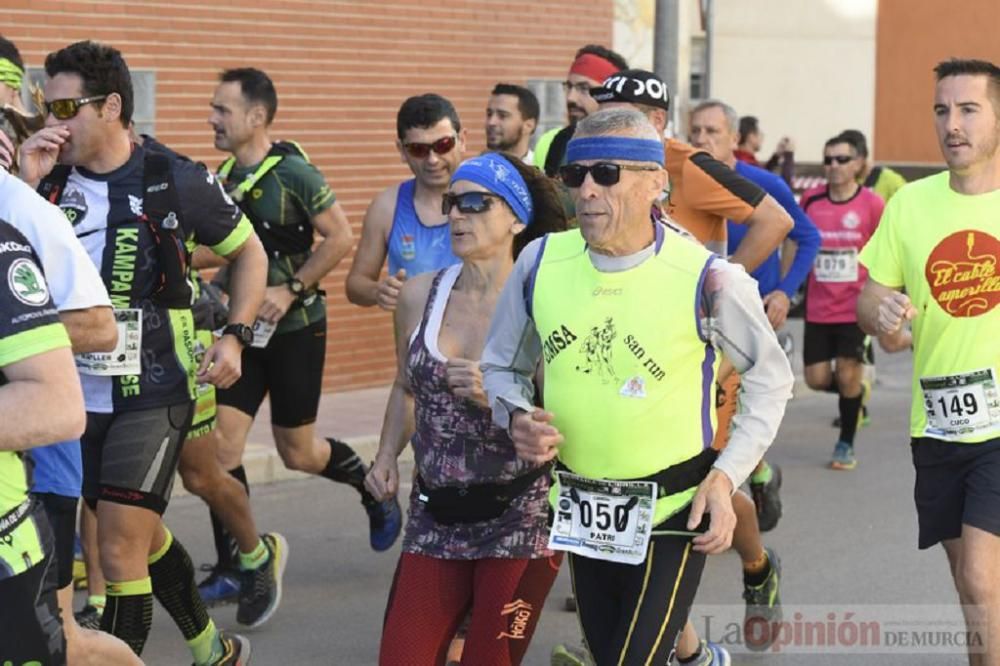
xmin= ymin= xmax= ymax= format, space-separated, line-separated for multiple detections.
xmin=128 ymin=329 xmax=973 ymax=665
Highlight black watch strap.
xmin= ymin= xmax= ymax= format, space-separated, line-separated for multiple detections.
xmin=222 ymin=323 xmax=254 ymax=347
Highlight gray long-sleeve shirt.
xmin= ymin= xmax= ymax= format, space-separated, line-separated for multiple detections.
xmin=481 ymin=224 xmax=794 ymax=491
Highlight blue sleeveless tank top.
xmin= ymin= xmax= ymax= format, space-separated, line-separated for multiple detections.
xmin=387 ymin=179 xmax=460 ymax=276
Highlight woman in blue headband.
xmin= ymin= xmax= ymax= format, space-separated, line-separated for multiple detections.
xmin=367 ymin=153 xmax=567 ymax=665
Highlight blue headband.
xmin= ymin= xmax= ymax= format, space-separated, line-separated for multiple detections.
xmin=450 ymin=153 xmax=533 ymax=225
xmin=565 ymin=136 xmax=664 ymax=166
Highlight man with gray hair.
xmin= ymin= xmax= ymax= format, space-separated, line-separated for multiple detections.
xmin=482 ymin=107 xmax=793 ymax=665
xmin=690 ymin=95 xmax=820 ymax=500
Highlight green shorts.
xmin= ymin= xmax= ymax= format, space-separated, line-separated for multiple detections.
xmin=188 ymin=328 xmax=217 ymax=440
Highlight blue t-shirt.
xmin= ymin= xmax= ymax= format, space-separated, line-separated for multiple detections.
xmin=387 ymin=179 xmax=460 ymax=277
xmin=727 ymin=161 xmax=820 ymax=297
xmin=29 ymin=440 xmax=82 ymax=498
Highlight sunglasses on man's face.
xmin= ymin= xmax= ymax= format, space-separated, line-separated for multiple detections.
xmin=559 ymin=162 xmax=661 ymax=188
xmin=45 ymin=95 xmax=108 ymax=120
xmin=403 ymin=135 xmax=457 ymax=159
xmin=823 ymin=154 xmax=856 ymax=166
xmin=442 ymin=191 xmax=502 ymax=216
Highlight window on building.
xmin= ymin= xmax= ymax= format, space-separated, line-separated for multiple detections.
xmin=21 ymin=68 xmax=156 ymax=136
xmin=527 ymin=79 xmax=566 ymax=146
xmin=690 ymin=37 xmax=707 ymax=101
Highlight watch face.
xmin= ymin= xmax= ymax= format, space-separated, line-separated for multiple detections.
xmin=289 ymin=279 xmax=304 ymax=294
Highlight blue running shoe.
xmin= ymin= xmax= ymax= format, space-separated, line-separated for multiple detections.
xmin=364 ymin=496 xmax=402 ymax=552
xmin=830 ymin=440 xmax=857 ymax=470
xmin=198 ymin=565 xmax=240 ymax=607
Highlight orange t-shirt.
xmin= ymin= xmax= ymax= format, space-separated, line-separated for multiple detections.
xmin=662 ymin=139 xmax=765 ymax=257
xmin=659 ymin=140 xmax=766 ymax=450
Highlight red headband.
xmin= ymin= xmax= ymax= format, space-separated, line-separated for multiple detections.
xmin=568 ymin=53 xmax=620 ymax=85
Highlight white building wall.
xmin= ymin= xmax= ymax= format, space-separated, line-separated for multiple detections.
xmin=710 ymin=0 xmax=877 ymax=161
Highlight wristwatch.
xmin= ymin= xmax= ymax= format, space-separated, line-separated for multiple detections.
xmin=222 ymin=323 xmax=254 ymax=347
xmin=287 ymin=277 xmax=305 ymax=296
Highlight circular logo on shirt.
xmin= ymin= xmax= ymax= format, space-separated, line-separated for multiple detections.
xmin=841 ymin=211 xmax=861 ymax=229
xmin=7 ymin=258 xmax=49 ymax=306
xmin=924 ymin=230 xmax=1000 ymax=317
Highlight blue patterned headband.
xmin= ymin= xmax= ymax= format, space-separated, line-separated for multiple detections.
xmin=450 ymin=153 xmax=533 ymax=225
xmin=565 ymin=136 xmax=664 ymax=166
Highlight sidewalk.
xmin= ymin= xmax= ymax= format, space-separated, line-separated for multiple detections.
xmin=174 ymin=384 xmax=393 ymax=496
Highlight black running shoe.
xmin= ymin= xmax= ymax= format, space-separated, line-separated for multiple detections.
xmin=743 ymin=547 xmax=782 ymax=651
xmin=74 ymin=604 xmax=102 ymax=630
xmin=236 ymin=533 xmax=288 ymax=628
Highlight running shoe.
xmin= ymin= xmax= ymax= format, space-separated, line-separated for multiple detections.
xmin=830 ymin=441 xmax=857 ymax=470
xmin=743 ymin=547 xmax=782 ymax=651
xmin=677 ymin=640 xmax=731 ymax=665
xmin=74 ymin=604 xmax=102 ymax=630
xmin=195 ymin=629 xmax=251 ymax=666
xmin=749 ymin=462 xmax=782 ymax=532
xmin=364 ymin=496 xmax=402 ymax=552
xmin=198 ymin=564 xmax=240 ymax=607
xmin=237 ymin=533 xmax=288 ymax=628
xmin=551 ymin=643 xmax=592 ymax=666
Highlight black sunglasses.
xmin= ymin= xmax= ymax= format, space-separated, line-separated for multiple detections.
xmin=559 ymin=162 xmax=661 ymax=188
xmin=823 ymin=155 xmax=856 ymax=165
xmin=45 ymin=95 xmax=108 ymax=120
xmin=442 ymin=191 xmax=502 ymax=216
xmin=403 ymin=135 xmax=457 ymax=159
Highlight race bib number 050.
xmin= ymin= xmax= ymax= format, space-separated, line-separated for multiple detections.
xmin=814 ymin=247 xmax=859 ymax=283
xmin=548 ymin=472 xmax=657 ymax=565
xmin=921 ymin=368 xmax=1000 ymax=440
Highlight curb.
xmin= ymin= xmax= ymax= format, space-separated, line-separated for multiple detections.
xmin=172 ymin=434 xmax=413 ymax=498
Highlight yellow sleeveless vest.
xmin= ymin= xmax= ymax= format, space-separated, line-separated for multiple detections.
xmin=532 ymin=227 xmax=719 ymax=523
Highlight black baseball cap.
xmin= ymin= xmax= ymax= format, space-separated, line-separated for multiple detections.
xmin=591 ymin=68 xmax=671 ymax=112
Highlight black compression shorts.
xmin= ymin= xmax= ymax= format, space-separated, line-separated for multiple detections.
xmin=217 ymin=319 xmax=326 ymax=428
xmin=568 ymin=505 xmax=709 ymax=665
xmin=35 ymin=492 xmax=77 ymax=590
xmin=82 ymin=402 xmax=194 ymax=514
xmin=0 ymin=521 xmax=65 ymax=665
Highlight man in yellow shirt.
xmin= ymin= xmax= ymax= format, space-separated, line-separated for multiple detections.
xmin=858 ymin=58 xmax=1000 ymax=666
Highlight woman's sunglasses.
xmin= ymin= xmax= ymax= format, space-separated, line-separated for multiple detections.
xmin=403 ymin=135 xmax=457 ymax=159
xmin=559 ymin=162 xmax=660 ymax=187
xmin=442 ymin=191 xmax=502 ymax=215
xmin=45 ymin=95 xmax=108 ymax=120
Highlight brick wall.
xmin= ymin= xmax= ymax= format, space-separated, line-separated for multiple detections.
xmin=5 ymin=0 xmax=612 ymax=392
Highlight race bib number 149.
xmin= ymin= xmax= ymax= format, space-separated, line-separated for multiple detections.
xmin=921 ymin=368 xmax=1000 ymax=440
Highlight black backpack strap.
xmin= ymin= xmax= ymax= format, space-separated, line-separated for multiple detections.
xmin=219 ymin=143 xmax=315 ymax=259
xmin=863 ymin=165 xmax=882 ymax=189
xmin=37 ymin=164 xmax=73 ymax=206
xmin=142 ymin=151 xmax=191 ymax=309
xmin=544 ymin=125 xmax=576 ymax=178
